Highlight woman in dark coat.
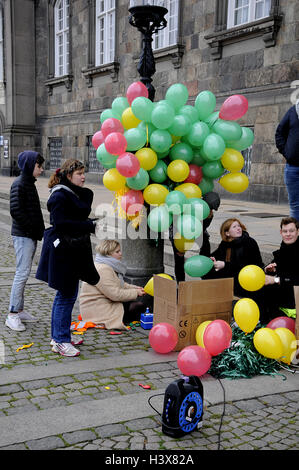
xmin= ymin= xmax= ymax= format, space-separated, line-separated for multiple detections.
xmin=203 ymin=218 xmax=264 ymax=299
xmin=36 ymin=159 xmax=99 ymax=357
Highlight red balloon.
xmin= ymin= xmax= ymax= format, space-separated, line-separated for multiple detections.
xmin=104 ymin=132 xmax=127 ymax=156
xmin=149 ymin=322 xmax=178 ymax=354
xmin=101 ymin=118 xmax=124 ymax=138
xmin=92 ymin=130 xmax=104 ymax=150
xmin=184 ymin=164 xmax=203 ymax=185
xmin=177 ymin=346 xmax=212 ymax=377
xmin=219 ymin=94 xmax=248 ymax=121
xmin=126 ymin=81 xmax=149 ymax=106
xmin=267 ymin=316 xmax=295 ymax=334
xmin=121 ymin=189 xmax=144 ymax=215
xmin=116 ymin=152 xmax=140 ymax=177
xmin=203 ymin=320 xmax=232 ymax=356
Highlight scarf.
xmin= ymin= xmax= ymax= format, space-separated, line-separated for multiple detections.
xmin=94 ymin=253 xmax=127 ymax=286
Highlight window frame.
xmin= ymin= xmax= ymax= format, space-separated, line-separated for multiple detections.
xmin=54 ymin=0 xmax=70 ymax=77
xmin=227 ymin=0 xmax=271 ymax=29
xmin=153 ymin=0 xmax=179 ymax=51
xmin=95 ymin=0 xmax=116 ymax=67
xmin=204 ymin=0 xmax=282 ymax=60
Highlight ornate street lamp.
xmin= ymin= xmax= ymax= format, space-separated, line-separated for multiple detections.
xmin=129 ymin=0 xmax=168 ymax=101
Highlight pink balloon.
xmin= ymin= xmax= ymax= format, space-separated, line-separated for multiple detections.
xmin=126 ymin=81 xmax=149 ymax=106
xmin=121 ymin=189 xmax=144 ymax=215
xmin=92 ymin=131 xmax=104 ymax=150
xmin=116 ymin=152 xmax=140 ymax=178
xmin=219 ymin=94 xmax=248 ymax=121
xmin=149 ymin=323 xmax=178 ymax=354
xmin=184 ymin=164 xmax=203 ymax=185
xmin=177 ymin=346 xmax=212 ymax=377
xmin=267 ymin=316 xmax=295 ymax=334
xmin=104 ymin=132 xmax=127 ymax=156
xmin=101 ymin=118 xmax=124 ymax=138
xmin=203 ymin=320 xmax=232 ymax=356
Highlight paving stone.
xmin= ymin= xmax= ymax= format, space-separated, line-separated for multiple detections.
xmin=26 ymin=436 xmax=66 ymax=450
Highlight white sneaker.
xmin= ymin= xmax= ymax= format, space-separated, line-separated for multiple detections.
xmin=50 ymin=336 xmax=83 ymax=353
xmin=18 ymin=311 xmax=37 ymax=322
xmin=50 ymin=341 xmax=80 ymax=357
xmin=5 ymin=314 xmax=26 ymax=332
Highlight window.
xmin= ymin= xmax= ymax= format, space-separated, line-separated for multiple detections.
xmin=54 ymin=0 xmax=70 ymax=77
xmin=95 ymin=0 xmax=115 ymax=66
xmin=227 ymin=0 xmax=271 ymax=28
xmin=153 ymin=0 xmax=179 ymax=50
xmin=49 ymin=138 xmax=62 ymax=170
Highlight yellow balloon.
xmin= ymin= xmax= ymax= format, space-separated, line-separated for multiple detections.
xmin=167 ymin=160 xmax=190 ymax=182
xmin=103 ymin=168 xmax=126 ymax=192
xmin=219 ymin=172 xmax=249 ymax=193
xmin=175 ymin=183 xmax=202 ymax=199
xmin=253 ymin=328 xmax=283 ymax=360
xmin=144 ymin=273 xmax=173 ymax=296
xmin=173 ymin=232 xmax=195 ymax=253
xmin=195 ymin=321 xmax=212 ymax=347
xmin=143 ymin=184 xmax=169 ymax=205
xmin=221 ymin=148 xmax=245 ymax=173
xmin=238 ymin=265 xmax=265 ymax=291
xmin=233 ymin=298 xmax=260 ymax=333
xmin=122 ymin=107 xmax=141 ymax=129
xmin=135 ymin=147 xmax=158 ymax=170
xmin=274 ymin=328 xmax=297 ymax=364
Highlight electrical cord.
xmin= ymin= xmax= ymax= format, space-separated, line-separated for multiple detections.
xmin=216 ymin=378 xmax=226 ymax=451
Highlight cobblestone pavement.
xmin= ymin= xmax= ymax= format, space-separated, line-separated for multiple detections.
xmin=0 ymin=226 xmax=298 ymax=452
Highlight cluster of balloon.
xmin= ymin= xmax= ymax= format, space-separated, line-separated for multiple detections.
xmin=92 ymin=81 xmax=254 ymax=278
xmin=233 ymin=264 xmax=297 ymax=364
xmin=178 ymin=319 xmax=233 ymax=377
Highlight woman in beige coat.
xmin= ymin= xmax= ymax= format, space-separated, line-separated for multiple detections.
xmin=79 ymin=240 xmax=150 ymax=330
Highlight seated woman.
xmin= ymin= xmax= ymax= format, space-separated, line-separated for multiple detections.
xmin=203 ymin=218 xmax=264 ymax=299
xmin=79 ymin=239 xmax=152 ymax=329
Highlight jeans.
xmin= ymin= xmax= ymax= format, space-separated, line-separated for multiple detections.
xmin=9 ymin=236 xmax=37 ymax=312
xmin=51 ymin=284 xmax=79 ymax=343
xmin=284 ymin=164 xmax=299 ymax=221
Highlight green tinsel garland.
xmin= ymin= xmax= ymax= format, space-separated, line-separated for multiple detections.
xmin=208 ymin=326 xmax=282 ymax=379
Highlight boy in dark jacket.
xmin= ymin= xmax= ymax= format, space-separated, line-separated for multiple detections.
xmin=275 ymin=101 xmax=299 ymax=221
xmin=5 ymin=151 xmax=45 ymax=331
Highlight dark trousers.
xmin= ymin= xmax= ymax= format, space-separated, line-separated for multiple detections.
xmin=123 ymin=294 xmax=153 ymax=325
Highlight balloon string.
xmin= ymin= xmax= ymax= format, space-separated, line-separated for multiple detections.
xmin=146 ymin=124 xmax=149 ymax=146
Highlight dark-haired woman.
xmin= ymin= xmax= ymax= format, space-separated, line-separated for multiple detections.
xmin=36 ymin=159 xmax=99 ymax=357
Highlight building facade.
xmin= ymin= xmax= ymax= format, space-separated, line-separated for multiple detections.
xmin=0 ymin=0 xmax=298 ymax=204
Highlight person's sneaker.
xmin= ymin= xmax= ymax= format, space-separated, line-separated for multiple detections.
xmin=5 ymin=314 xmax=26 ymax=332
xmin=50 ymin=336 xmax=83 ymax=353
xmin=50 ymin=341 xmax=80 ymax=356
xmin=18 ymin=311 xmax=37 ymax=322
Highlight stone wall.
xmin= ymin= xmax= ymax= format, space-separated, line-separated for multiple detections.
xmin=31 ymin=0 xmax=299 ymax=203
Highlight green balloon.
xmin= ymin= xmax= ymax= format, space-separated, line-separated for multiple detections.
xmin=151 ymin=103 xmax=175 ymax=130
xmin=186 ymin=121 xmax=210 ymax=148
xmin=100 ymin=108 xmax=119 ymax=123
xmin=126 ymin=168 xmax=149 ymax=190
xmin=149 ymin=160 xmax=168 ymax=183
xmin=165 ymin=83 xmax=189 ymax=111
xmin=178 ymin=105 xmax=200 ymax=124
xmin=177 ymin=214 xmax=202 ymax=239
xmin=204 ymin=111 xmax=220 ymax=128
xmin=202 ymin=160 xmax=225 ymax=179
xmin=96 ymin=143 xmax=117 ymax=169
xmin=184 ymin=255 xmax=214 ymax=277
xmin=198 ymin=177 xmax=214 ymax=195
xmin=170 ymin=142 xmax=193 ymax=163
xmin=111 ymin=97 xmax=129 ymax=119
xmin=166 ymin=190 xmax=188 ymax=215
xmin=138 ymin=121 xmax=156 ymax=139
xmin=194 ymin=91 xmax=216 ymax=121
xmin=131 ymin=96 xmax=154 ymax=122
xmin=168 ymin=114 xmax=191 ymax=137
xmin=226 ymin=127 xmax=254 ymax=151
xmin=147 ymin=205 xmax=173 ymax=233
xmin=150 ymin=129 xmax=172 ymax=153
xmin=192 ymin=150 xmax=207 ymax=166
xmin=203 ymin=133 xmax=226 ymax=161
xmin=124 ymin=128 xmax=147 ymax=151
xmin=212 ymin=119 xmax=242 ymax=142
xmin=156 ymin=150 xmax=170 ymax=159
xmin=183 ymin=198 xmax=210 ymax=220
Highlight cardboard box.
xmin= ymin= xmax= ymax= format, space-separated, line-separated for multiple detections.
xmin=153 ymin=276 xmax=234 ymax=351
